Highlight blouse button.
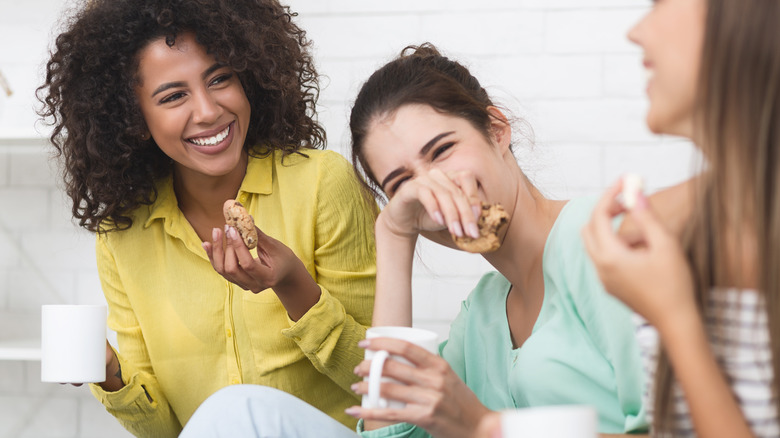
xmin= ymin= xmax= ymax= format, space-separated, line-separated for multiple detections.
xmin=226 ymin=329 xmax=232 ymax=338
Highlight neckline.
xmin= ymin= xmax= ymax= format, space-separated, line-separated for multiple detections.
xmin=503 ymin=199 xmax=575 ymax=352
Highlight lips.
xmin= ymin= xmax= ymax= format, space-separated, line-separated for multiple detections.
xmin=642 ymin=59 xmax=655 ymax=94
xmin=183 ymin=121 xmax=237 ymax=155
xmin=186 ymin=123 xmax=231 ymax=146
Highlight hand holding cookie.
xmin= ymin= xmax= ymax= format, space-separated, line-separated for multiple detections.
xmin=203 ymin=200 xmax=302 ymax=294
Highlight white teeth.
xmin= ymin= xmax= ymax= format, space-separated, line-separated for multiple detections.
xmin=189 ymin=125 xmax=230 ymax=146
xmin=644 ymin=68 xmax=654 ymax=83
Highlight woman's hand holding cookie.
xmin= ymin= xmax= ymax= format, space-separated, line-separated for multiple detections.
xmin=204 ymin=225 xmax=291 ymax=292
xmin=204 ymin=222 xmax=321 ymax=320
xmin=201 ymin=200 xmax=320 ymax=319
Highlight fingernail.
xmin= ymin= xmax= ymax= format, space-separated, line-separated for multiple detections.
xmin=467 ymin=223 xmax=480 ymax=239
xmin=212 ymin=228 xmax=219 ymax=242
xmin=433 ymin=211 xmax=445 ymax=226
xmin=345 ymin=407 xmax=360 ymax=416
xmin=473 ymin=205 xmax=481 ymax=220
xmin=351 ymin=383 xmax=359 ymax=391
xmin=358 ymin=339 xmax=369 ymax=348
xmin=637 ymin=193 xmax=648 ymax=210
xmin=228 ymin=227 xmax=239 ymax=240
xmin=354 ymin=366 xmax=360 ymax=374
xmin=201 ymin=242 xmax=208 ymax=251
xmin=451 ymin=221 xmax=464 ymax=237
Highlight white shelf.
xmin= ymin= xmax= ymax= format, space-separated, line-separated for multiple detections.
xmin=0 ymin=338 xmax=41 ymax=361
xmin=0 ymin=127 xmax=52 ymax=147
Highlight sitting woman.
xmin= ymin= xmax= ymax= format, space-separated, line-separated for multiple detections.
xmin=582 ymin=0 xmax=780 ymax=436
xmin=37 ymin=0 xmax=376 ymax=436
xmin=179 ymin=43 xmax=654 ymax=437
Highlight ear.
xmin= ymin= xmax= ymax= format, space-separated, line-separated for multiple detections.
xmin=487 ymin=106 xmax=511 ymax=153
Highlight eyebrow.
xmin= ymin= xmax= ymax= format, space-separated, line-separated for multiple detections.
xmin=150 ymin=63 xmax=225 ymax=97
xmin=380 ymin=131 xmax=455 ymax=190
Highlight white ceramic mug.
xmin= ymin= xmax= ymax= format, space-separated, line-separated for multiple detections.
xmin=41 ymin=304 xmax=107 ymax=383
xmin=361 ymin=326 xmax=439 ymax=409
xmin=500 ymin=405 xmax=598 ymax=438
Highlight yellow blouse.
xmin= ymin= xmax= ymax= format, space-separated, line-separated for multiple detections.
xmin=89 ymin=150 xmax=377 ymax=437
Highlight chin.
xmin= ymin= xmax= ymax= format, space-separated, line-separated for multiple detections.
xmin=645 ymin=110 xmax=676 ymax=136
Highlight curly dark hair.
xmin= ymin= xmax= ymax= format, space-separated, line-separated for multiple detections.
xmin=37 ymin=0 xmax=325 ymax=232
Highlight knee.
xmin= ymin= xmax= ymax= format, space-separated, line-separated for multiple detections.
xmin=201 ymin=384 xmax=296 ymax=413
xmin=204 ymin=385 xmax=272 ymax=406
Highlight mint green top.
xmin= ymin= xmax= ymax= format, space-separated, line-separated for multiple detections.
xmin=360 ymin=197 xmax=648 ymax=437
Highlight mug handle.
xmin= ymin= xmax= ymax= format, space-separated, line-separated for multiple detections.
xmin=366 ymin=350 xmax=390 ymax=409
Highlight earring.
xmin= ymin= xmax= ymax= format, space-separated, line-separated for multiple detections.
xmin=141 ymin=132 xmax=151 ymax=141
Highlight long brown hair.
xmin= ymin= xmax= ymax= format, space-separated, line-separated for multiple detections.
xmin=653 ymin=0 xmax=780 ymax=433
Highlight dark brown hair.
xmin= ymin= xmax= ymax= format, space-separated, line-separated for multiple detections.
xmin=349 ymin=43 xmax=518 ymax=203
xmin=38 ymin=0 xmax=324 ymax=232
xmin=654 ymin=0 xmax=780 ymax=433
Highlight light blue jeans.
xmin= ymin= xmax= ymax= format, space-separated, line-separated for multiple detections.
xmin=179 ymin=385 xmax=359 ymax=438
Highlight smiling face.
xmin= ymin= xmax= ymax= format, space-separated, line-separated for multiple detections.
xmin=135 ymin=32 xmax=251 ymax=179
xmin=362 ymin=103 xmax=514 ymax=213
xmin=628 ymin=0 xmax=706 ymax=138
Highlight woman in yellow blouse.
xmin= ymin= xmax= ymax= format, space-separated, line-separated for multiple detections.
xmin=37 ymin=0 xmax=376 ymax=436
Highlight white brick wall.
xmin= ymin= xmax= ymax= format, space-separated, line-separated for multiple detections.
xmin=0 ymin=0 xmax=697 ymax=436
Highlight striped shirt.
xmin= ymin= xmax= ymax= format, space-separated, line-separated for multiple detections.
xmin=635 ymin=289 xmax=778 ymax=437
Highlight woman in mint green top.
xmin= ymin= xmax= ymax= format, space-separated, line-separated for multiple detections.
xmin=347 ymin=43 xmax=647 ymax=437
xmin=180 ymin=44 xmax=647 ymax=438
xmin=353 ymin=198 xmax=645 ymax=438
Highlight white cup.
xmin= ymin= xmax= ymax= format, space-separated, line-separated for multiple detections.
xmin=500 ymin=405 xmax=598 ymax=438
xmin=41 ymin=304 xmax=107 ymax=383
xmin=361 ymin=326 xmax=439 ymax=409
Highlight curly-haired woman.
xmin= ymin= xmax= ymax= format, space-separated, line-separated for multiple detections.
xmin=37 ymin=0 xmax=376 ymax=436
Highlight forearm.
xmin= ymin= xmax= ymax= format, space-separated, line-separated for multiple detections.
xmin=273 ymin=261 xmax=322 ymax=321
xmin=374 ymin=215 xmax=417 ymax=327
xmin=658 ymin=312 xmax=753 ymax=437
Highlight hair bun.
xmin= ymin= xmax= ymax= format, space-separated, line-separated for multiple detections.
xmin=400 ymin=42 xmax=442 ymax=59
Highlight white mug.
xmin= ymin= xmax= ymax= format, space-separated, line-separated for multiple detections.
xmin=41 ymin=304 xmax=107 ymax=383
xmin=500 ymin=405 xmax=598 ymax=438
xmin=361 ymin=326 xmax=439 ymax=409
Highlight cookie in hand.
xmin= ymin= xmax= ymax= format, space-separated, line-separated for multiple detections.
xmin=223 ymin=200 xmax=258 ymax=249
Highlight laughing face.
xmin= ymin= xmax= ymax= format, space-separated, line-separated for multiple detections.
xmin=135 ymin=32 xmax=251 ymax=178
xmin=362 ymin=103 xmax=516 ymax=245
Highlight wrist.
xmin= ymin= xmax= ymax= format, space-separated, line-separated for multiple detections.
xmin=99 ymin=349 xmax=125 ymax=392
xmin=107 ymin=355 xmax=119 ymax=377
xmin=273 ymin=258 xmax=315 ymax=295
xmin=376 ymin=211 xmax=418 ymax=241
xmin=655 ymin=300 xmax=704 ymax=345
xmin=272 ymin=261 xmax=321 ymax=321
xmin=469 ymin=406 xmax=493 ymax=436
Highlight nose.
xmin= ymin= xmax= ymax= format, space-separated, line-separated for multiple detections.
xmin=191 ymin=88 xmax=222 ymax=125
xmin=627 ymin=13 xmax=645 ymax=46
